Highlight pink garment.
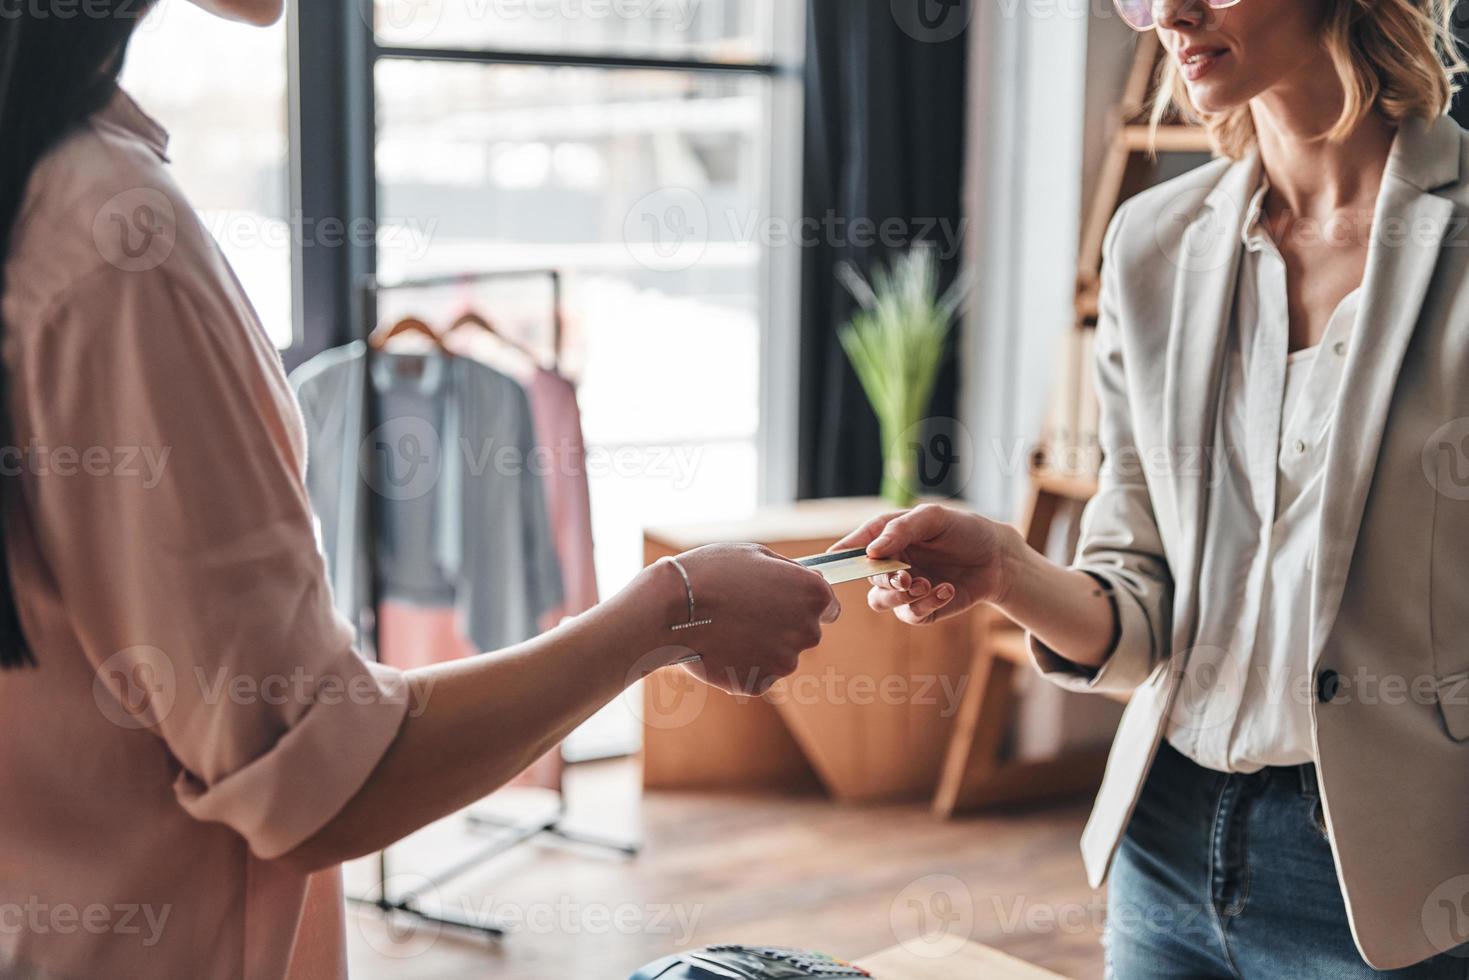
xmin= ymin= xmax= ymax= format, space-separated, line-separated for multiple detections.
xmin=376 ymin=601 xmax=476 ymax=671
xmin=376 ymin=602 xmax=559 ymax=789
xmin=523 ymin=368 xmax=600 ymax=620
xmin=0 ymin=89 xmax=409 ymax=979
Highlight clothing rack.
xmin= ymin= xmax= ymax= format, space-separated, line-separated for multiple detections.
xmin=363 ymin=267 xmax=566 ymax=361
xmin=344 ymin=268 xmax=637 ymax=944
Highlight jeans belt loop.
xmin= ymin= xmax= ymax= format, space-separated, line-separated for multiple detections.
xmin=1298 ymin=762 xmax=1316 ymax=797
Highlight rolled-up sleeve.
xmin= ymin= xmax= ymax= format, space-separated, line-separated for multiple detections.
xmin=10 ymin=263 xmax=409 ymax=860
xmin=1028 ymin=202 xmax=1174 ymax=696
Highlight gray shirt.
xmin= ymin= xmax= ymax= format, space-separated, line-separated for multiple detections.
xmin=292 ymin=342 xmax=563 ymax=653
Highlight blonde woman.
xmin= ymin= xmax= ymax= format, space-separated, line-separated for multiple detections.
xmin=839 ymin=0 xmax=1469 ymax=975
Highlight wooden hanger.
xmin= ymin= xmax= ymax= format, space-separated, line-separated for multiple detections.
xmin=369 ymin=316 xmax=448 ymax=352
xmin=445 ymin=310 xmax=542 ymax=367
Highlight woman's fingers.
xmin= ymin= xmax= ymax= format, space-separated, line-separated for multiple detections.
xmin=894 ymin=583 xmax=956 ymax=625
xmin=867 ymin=585 xmax=910 ymax=613
xmin=866 ymin=578 xmax=937 ymax=613
xmin=866 ymin=504 xmax=947 ymax=559
xmin=830 ymin=511 xmax=907 ymax=553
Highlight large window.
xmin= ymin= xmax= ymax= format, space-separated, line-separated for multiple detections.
xmin=366 ymin=1 xmax=798 ymax=758
xmin=375 ymin=0 xmax=773 ymax=60
xmin=369 ymin=3 xmax=791 ymax=599
xmin=121 ymin=1 xmax=294 ymax=348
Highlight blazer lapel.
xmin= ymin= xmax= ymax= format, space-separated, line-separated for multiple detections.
xmin=1162 ymin=152 xmax=1260 ymax=644
xmin=1310 ymin=115 xmax=1464 ymax=668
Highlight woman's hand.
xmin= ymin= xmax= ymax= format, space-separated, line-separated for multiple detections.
xmin=283 ymin=542 xmax=838 ymax=873
xmin=656 ymin=543 xmax=841 ymax=695
xmin=832 ymin=503 xmax=1021 ymax=625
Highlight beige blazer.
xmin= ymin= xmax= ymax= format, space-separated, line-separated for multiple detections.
xmin=1027 ymin=112 xmax=1469 ymax=970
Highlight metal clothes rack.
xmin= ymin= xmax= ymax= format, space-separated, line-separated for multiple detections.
xmin=345 ymin=268 xmax=638 ymax=943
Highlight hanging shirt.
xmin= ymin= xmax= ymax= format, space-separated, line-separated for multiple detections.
xmin=291 ymin=344 xmax=563 ymax=654
xmin=1166 ymin=177 xmax=1362 ymax=773
xmin=0 ymin=87 xmax=409 ymax=980
xmin=446 ymin=328 xmax=600 ymax=621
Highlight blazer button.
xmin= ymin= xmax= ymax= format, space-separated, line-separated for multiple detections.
xmin=1317 ymin=669 xmax=1342 ymax=705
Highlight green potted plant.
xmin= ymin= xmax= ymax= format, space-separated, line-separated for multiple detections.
xmin=838 ymin=247 xmax=973 ymax=507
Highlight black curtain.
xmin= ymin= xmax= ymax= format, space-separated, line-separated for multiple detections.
xmin=1456 ymin=2 xmax=1469 ymax=130
xmin=797 ymin=0 xmax=970 ymax=500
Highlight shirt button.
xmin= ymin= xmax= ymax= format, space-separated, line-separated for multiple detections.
xmin=1294 ymin=438 xmax=1308 ymax=454
xmin=1333 ymin=341 xmax=1346 ymax=356
xmin=1317 ymin=669 xmax=1342 ymax=704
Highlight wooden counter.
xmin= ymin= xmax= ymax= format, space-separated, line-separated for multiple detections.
xmin=855 ymin=940 xmax=1070 ymax=979
xmin=641 ymin=498 xmax=982 ymax=803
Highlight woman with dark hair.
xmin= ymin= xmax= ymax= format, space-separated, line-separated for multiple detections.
xmin=0 ymin=3 xmax=840 ymax=976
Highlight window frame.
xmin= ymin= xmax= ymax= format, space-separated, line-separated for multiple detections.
xmin=287 ymin=0 xmax=804 ymax=498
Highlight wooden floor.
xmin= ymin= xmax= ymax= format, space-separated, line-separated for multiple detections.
xmin=345 ymin=759 xmax=1106 ymax=979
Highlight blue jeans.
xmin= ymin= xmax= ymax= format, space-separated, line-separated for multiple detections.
xmin=1106 ymin=740 xmax=1469 ymax=979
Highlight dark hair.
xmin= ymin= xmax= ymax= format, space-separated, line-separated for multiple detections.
xmin=0 ymin=1 xmax=154 ymax=668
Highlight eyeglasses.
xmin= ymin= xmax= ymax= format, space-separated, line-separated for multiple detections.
xmin=1113 ymin=0 xmax=1242 ymax=32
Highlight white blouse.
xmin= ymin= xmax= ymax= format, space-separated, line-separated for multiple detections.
xmin=1165 ymin=178 xmax=1362 ymax=773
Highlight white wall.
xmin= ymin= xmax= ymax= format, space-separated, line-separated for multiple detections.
xmin=960 ymin=2 xmax=1140 ymax=754
xmin=959 ymin=1 xmax=1137 ymax=521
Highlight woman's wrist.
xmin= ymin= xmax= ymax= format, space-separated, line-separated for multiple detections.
xmin=619 ymin=557 xmax=697 ymax=669
xmin=991 ymin=521 xmax=1033 ymax=612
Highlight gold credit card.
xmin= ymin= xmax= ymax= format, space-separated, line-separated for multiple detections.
xmin=796 ymin=547 xmax=910 ymax=586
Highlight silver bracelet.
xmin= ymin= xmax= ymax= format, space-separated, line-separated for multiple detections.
xmin=665 ymin=556 xmax=713 ymax=632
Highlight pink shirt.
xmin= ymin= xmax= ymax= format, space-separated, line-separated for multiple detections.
xmin=0 ymin=88 xmax=410 ymax=978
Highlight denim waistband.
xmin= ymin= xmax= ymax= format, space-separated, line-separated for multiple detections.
xmin=1160 ymin=738 xmax=1319 ymax=798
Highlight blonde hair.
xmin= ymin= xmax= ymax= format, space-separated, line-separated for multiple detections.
xmin=1152 ymin=0 xmax=1469 ymax=159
